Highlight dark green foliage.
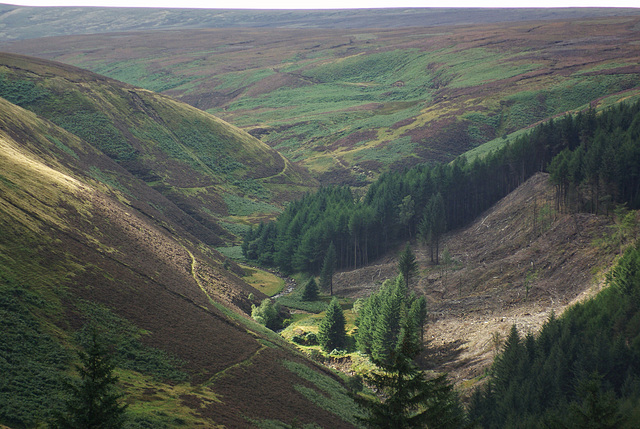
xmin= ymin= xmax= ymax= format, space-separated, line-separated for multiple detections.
xmin=353 ymin=306 xmax=464 ymax=429
xmin=55 ymin=111 xmax=137 ymax=161
xmin=319 ymin=242 xmax=337 ymax=295
xmin=318 ymin=298 xmax=347 ymax=352
xmin=419 ymin=192 xmax=446 ymax=264
xmin=245 ymin=100 xmax=640 ymax=277
xmin=53 ymin=326 xmax=128 ymax=429
xmin=0 ymin=73 xmax=50 ymax=106
xmin=251 ymin=298 xmax=282 ymax=331
xmin=78 ymin=302 xmax=188 ymax=383
xmin=291 ymin=332 xmax=318 ymax=346
xmin=469 ymin=243 xmax=640 ymax=428
xmin=0 ymin=277 xmax=71 ymax=428
xmin=356 ymin=275 xmax=427 ymax=364
xmin=301 ymin=277 xmax=319 ymax=301
xmin=409 ymin=296 xmax=428 ymax=344
xmin=397 ymin=244 xmax=418 ymax=288
xmin=355 ymin=354 xmax=464 ymax=429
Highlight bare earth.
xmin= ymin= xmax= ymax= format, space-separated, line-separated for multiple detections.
xmin=332 ymin=173 xmax=618 ymax=398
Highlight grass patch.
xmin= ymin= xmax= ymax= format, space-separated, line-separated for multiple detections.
xmin=117 ymin=369 xmax=222 ymax=429
xmin=223 ymin=193 xmax=281 ymax=217
xmin=0 ymin=275 xmax=71 ymax=428
xmin=275 ymin=286 xmax=329 ymax=313
xmin=93 ymin=60 xmax=196 ymax=93
xmin=281 ymin=360 xmax=361 ymax=426
xmin=216 ymin=245 xmax=246 ymax=260
xmin=241 ymin=266 xmax=285 ymax=296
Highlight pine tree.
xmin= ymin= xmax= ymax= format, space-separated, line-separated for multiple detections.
xmin=53 ymin=326 xmax=127 ymax=429
xmin=301 ymin=278 xmax=319 ymax=301
xmin=354 ymin=327 xmax=465 ymax=429
xmin=319 ymin=242 xmax=337 ymax=295
xmin=409 ymin=296 xmax=428 ymax=344
xmin=398 ymin=244 xmax=418 ymax=288
xmin=318 ymin=298 xmax=347 ymax=352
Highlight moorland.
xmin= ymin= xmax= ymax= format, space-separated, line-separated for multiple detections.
xmin=1 ymin=5 xmax=640 ymax=428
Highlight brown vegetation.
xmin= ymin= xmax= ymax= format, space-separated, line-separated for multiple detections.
xmin=333 ymin=173 xmax=620 ymax=398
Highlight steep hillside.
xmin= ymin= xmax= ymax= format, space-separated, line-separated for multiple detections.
xmin=0 ymin=52 xmax=315 ymax=245
xmin=332 ymin=173 xmax=629 ymax=398
xmin=8 ymin=15 xmax=640 ymax=184
xmin=0 ymin=96 xmax=358 ymax=427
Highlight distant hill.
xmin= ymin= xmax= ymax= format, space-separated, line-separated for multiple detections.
xmin=0 ymin=59 xmax=354 ymax=428
xmin=8 ymin=15 xmax=640 ymax=184
xmin=1 ymin=5 xmax=639 ymax=41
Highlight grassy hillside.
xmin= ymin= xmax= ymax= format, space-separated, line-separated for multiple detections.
xmin=8 ymin=16 xmax=640 ymax=184
xmin=0 ymin=96 xmax=357 ymax=427
xmin=0 ymin=52 xmax=315 ymax=243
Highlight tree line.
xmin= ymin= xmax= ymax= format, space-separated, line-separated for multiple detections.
xmin=244 ymin=100 xmax=640 ymax=276
xmin=468 ymin=242 xmax=640 ymax=428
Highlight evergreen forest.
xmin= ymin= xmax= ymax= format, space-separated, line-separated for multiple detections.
xmin=468 ymin=243 xmax=640 ymax=428
xmin=243 ymin=100 xmax=640 ymax=275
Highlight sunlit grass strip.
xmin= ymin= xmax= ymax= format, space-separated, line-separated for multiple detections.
xmin=281 ymin=360 xmax=361 ymax=426
xmin=241 ymin=266 xmax=285 ymax=296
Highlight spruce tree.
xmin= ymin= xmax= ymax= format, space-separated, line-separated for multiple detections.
xmin=409 ymin=296 xmax=428 ymax=344
xmin=354 ymin=322 xmax=464 ymax=429
xmin=398 ymin=244 xmax=418 ymax=288
xmin=319 ymin=242 xmax=337 ymax=295
xmin=318 ymin=298 xmax=347 ymax=352
xmin=301 ymin=278 xmax=319 ymax=301
xmin=53 ymin=326 xmax=127 ymax=429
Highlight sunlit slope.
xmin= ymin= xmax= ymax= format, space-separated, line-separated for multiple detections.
xmin=0 ymin=97 xmax=356 ymax=427
xmin=9 ymin=16 xmax=640 ymax=184
xmin=0 ymin=52 xmax=316 ymax=241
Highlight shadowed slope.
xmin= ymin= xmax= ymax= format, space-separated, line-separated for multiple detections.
xmin=0 ymin=89 xmax=354 ymax=427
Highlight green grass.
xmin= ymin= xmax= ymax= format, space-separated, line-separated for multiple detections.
xmin=0 ymin=276 xmax=71 ymax=428
xmin=241 ymin=266 xmax=285 ymax=296
xmin=223 ymin=193 xmax=281 ymax=217
xmin=281 ymin=360 xmax=362 ymax=426
xmin=93 ymin=60 xmax=196 ymax=93
xmin=54 ymin=110 xmax=137 ymax=161
xmin=0 ymin=71 xmax=50 ymax=106
xmin=275 ymin=286 xmax=329 ymax=313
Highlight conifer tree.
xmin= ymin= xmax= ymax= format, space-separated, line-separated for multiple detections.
xmin=53 ymin=326 xmax=127 ymax=429
xmin=354 ymin=314 xmax=464 ymax=429
xmin=409 ymin=296 xmax=428 ymax=344
xmin=319 ymin=242 xmax=337 ymax=295
xmin=318 ymin=298 xmax=347 ymax=352
xmin=301 ymin=278 xmax=319 ymax=301
xmin=398 ymin=244 xmax=418 ymax=288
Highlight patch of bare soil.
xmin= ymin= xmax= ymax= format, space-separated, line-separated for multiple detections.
xmin=333 ymin=173 xmax=619 ymax=398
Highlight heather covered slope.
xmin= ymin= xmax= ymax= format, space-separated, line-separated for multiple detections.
xmin=0 ymin=52 xmax=316 ymax=244
xmin=0 ymin=80 xmax=355 ymax=427
xmin=9 ymin=15 xmax=640 ymax=184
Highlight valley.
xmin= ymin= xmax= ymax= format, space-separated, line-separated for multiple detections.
xmin=1 ymin=6 xmax=640 ymax=428
xmin=331 ymin=173 xmax=624 ymax=398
